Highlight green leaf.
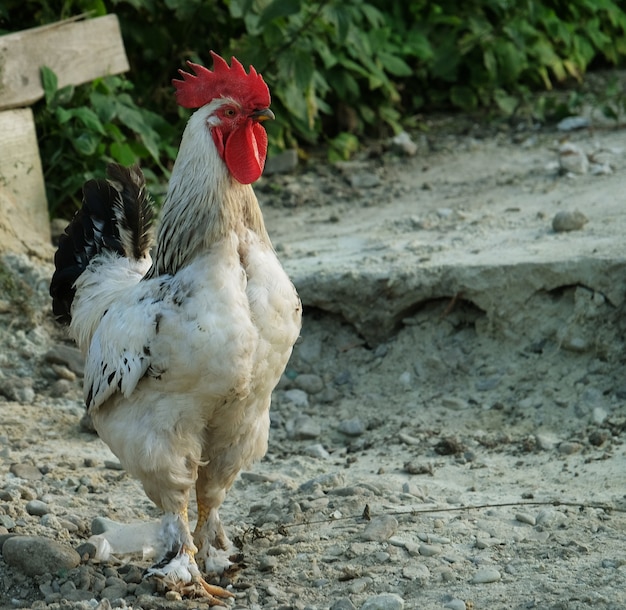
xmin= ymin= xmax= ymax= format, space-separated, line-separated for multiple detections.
xmin=377 ymin=51 xmax=413 ymax=77
xmin=258 ymin=0 xmax=302 ymax=28
xmin=110 ymin=141 xmax=137 ymax=165
xmin=72 ymin=107 xmax=106 ymax=135
xmin=40 ymin=66 xmax=58 ymax=106
xmin=493 ymin=89 xmax=519 ymax=115
xmin=229 ymin=0 xmax=254 ymax=19
xmin=73 ymin=132 xmax=100 ymax=156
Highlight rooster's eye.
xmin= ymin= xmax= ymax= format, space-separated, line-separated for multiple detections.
xmin=224 ymin=108 xmax=236 ymax=117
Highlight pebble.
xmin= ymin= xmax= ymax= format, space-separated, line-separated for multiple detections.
xmin=444 ymin=599 xmax=467 ymax=610
xmin=441 ymin=396 xmax=468 ymax=410
xmin=2 ymin=535 xmax=80 ymax=576
xmin=332 ymin=599 xmax=357 ymax=610
xmin=287 ymin=415 xmax=321 ymax=440
xmin=470 ymin=567 xmax=501 ymax=584
xmin=558 ymin=142 xmax=589 ymax=174
xmin=283 ymin=388 xmax=309 ymax=408
xmin=360 ymin=593 xmax=405 ymax=610
xmin=9 ymin=463 xmax=43 ymax=480
xmin=25 ymin=499 xmax=50 ymax=516
xmin=338 ymin=418 xmax=366 ymax=437
xmin=558 ymin=441 xmax=583 ymax=455
xmin=557 ymin=116 xmax=590 ymax=131
xmin=293 ymin=373 xmax=324 ymax=394
xmin=361 ymin=515 xmax=398 ymax=542
xmin=391 ymin=131 xmax=418 ymax=156
xmin=515 ymin=512 xmax=537 ymax=526
xmin=401 ymin=563 xmax=430 ymax=584
xmin=44 ymin=344 xmax=84 ymax=376
xmin=348 ymin=172 xmax=381 ymax=189
xmin=302 ymin=443 xmax=330 ymax=459
xmin=552 ymin=209 xmax=588 ymax=232
xmin=418 ymin=543 xmax=442 ymax=557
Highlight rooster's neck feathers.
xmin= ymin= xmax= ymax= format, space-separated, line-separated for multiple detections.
xmin=145 ymin=102 xmax=269 ymax=279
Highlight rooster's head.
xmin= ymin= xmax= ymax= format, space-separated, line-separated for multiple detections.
xmin=173 ymin=52 xmax=273 ymax=185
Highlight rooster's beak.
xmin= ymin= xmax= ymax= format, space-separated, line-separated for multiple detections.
xmin=251 ymin=108 xmax=275 ymax=123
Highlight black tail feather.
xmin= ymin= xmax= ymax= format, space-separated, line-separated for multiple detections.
xmin=50 ymin=164 xmax=155 ymax=325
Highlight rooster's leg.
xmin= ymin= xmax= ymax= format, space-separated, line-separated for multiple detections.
xmin=147 ymin=505 xmax=234 ymax=604
xmin=193 ymin=467 xmax=236 ymax=574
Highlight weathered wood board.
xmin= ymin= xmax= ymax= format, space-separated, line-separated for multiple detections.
xmin=0 ymin=108 xmax=52 ymax=257
xmin=0 ymin=14 xmax=129 ymax=110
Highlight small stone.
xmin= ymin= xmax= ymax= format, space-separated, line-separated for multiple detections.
xmin=259 ymin=555 xmax=278 ymax=572
xmin=552 ymin=210 xmax=588 ymax=232
xmin=515 ymin=512 xmax=536 ymax=526
xmin=558 ymin=441 xmax=582 ymax=455
xmin=561 ymin=335 xmax=589 ymax=352
xmin=44 ymin=345 xmax=84 ymax=376
xmin=441 ymin=396 xmax=468 ymax=410
xmin=287 ymin=415 xmax=321 ymax=440
xmin=391 ymin=131 xmax=418 ymax=156
xmin=444 ymin=600 xmax=467 ymax=610
xmin=559 ymin=142 xmax=589 ymax=174
xmin=331 ymin=598 xmax=357 ymax=610
xmin=535 ymin=433 xmax=558 ymax=451
xmin=401 ymin=563 xmax=430 ymax=584
xmin=418 ymin=543 xmax=442 ymax=557
xmin=348 ymin=172 xmax=381 ymax=189
xmin=9 ymin=463 xmax=42 ymax=480
xmin=338 ymin=418 xmax=366 ymax=437
xmin=360 ymin=593 xmax=405 ymax=610
xmin=302 ymin=443 xmax=330 ymax=459
xmin=470 ymin=568 xmax=501 ymax=584
xmin=557 ymin=116 xmax=590 ymax=131
xmin=293 ymin=374 xmax=324 ymax=394
xmin=283 ymin=388 xmax=309 ymax=408
xmin=361 ymin=515 xmax=398 ymax=542
xmin=2 ymin=535 xmax=80 ymax=576
xmin=25 ymin=500 xmax=50 ymax=517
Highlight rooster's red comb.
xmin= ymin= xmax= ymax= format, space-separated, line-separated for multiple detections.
xmin=173 ymin=51 xmax=270 ymax=110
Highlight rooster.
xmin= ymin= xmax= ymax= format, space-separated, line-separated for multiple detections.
xmin=50 ymin=52 xmax=302 ymax=602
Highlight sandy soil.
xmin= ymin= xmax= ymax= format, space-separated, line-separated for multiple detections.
xmin=1 ymin=110 xmax=626 ymax=610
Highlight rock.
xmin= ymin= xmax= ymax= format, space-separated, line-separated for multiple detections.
xmin=0 ymin=376 xmax=35 ymax=403
xmin=2 ymin=535 xmax=80 ymax=576
xmin=283 ymin=388 xmax=309 ymax=408
xmin=558 ymin=441 xmax=582 ymax=455
xmin=390 ymin=131 xmax=418 ymax=157
xmin=331 ymin=598 xmax=357 ymax=610
xmin=552 ymin=209 xmax=588 ymax=232
xmin=515 ymin=512 xmax=536 ymax=526
xmin=264 ymin=149 xmax=298 ymax=175
xmin=558 ymin=142 xmax=589 ymax=174
xmin=360 ymin=593 xmax=404 ymax=610
xmin=9 ymin=463 xmax=42 ymax=480
xmin=470 ymin=568 xmax=501 ymax=584
xmin=44 ymin=344 xmax=84 ymax=376
xmin=418 ymin=543 xmax=442 ymax=557
xmin=557 ymin=116 xmax=590 ymax=132
xmin=444 ymin=600 xmax=467 ymax=610
xmin=302 ymin=443 xmax=330 ymax=459
xmin=25 ymin=499 xmax=50 ymax=516
xmin=338 ymin=418 xmax=366 ymax=437
xmin=287 ymin=415 xmax=321 ymax=440
xmin=348 ymin=172 xmax=381 ymax=189
xmin=361 ymin=515 xmax=398 ymax=542
xmin=293 ymin=373 xmax=325 ymax=394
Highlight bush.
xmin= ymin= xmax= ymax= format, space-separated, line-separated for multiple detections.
xmin=2 ymin=0 xmax=625 ymax=216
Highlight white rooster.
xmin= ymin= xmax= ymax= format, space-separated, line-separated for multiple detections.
xmin=50 ymin=52 xmax=302 ymax=602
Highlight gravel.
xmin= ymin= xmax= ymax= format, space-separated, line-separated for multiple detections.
xmin=3 ymin=117 xmax=626 ymax=609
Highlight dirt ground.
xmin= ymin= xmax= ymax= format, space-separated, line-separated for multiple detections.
xmin=1 ymin=102 xmax=626 ymax=610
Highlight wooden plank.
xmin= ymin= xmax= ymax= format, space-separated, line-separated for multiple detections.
xmin=0 ymin=108 xmax=51 ymax=256
xmin=0 ymin=14 xmax=129 ymax=110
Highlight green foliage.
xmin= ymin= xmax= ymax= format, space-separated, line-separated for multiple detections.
xmin=2 ymin=0 xmax=626 ymax=216
xmin=35 ymin=66 xmax=176 ymax=217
